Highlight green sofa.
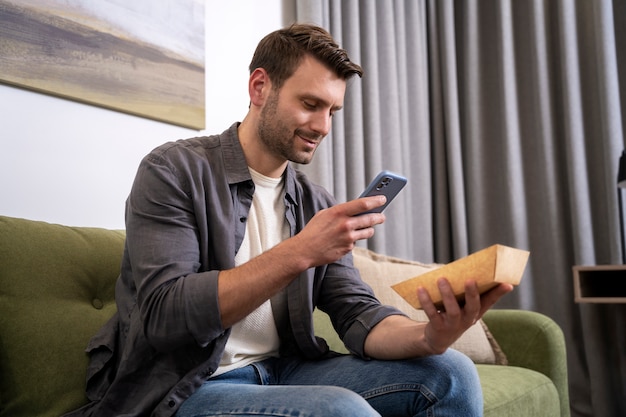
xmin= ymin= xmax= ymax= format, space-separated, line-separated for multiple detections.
xmin=0 ymin=216 xmax=570 ymax=417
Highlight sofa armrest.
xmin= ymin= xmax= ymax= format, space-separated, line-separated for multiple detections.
xmin=482 ymin=309 xmax=570 ymax=417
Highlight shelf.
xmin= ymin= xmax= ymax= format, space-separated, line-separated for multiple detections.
xmin=573 ymin=265 xmax=626 ymax=303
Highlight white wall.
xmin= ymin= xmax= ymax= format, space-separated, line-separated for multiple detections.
xmin=0 ymin=0 xmax=288 ymax=229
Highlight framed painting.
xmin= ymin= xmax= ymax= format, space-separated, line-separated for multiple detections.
xmin=0 ymin=0 xmax=205 ymax=130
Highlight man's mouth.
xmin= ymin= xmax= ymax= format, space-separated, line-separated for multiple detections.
xmin=296 ymin=130 xmax=322 ymax=145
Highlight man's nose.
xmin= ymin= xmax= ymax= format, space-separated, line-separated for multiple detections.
xmin=310 ymin=111 xmax=331 ymax=137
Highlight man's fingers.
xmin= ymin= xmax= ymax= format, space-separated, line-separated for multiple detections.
xmin=437 ymin=278 xmax=463 ymax=316
xmin=343 ymin=195 xmax=387 ymax=216
xmin=462 ymin=280 xmax=482 ymax=324
xmin=351 ymin=212 xmax=386 ymax=231
xmin=418 ymin=286 xmax=440 ymax=320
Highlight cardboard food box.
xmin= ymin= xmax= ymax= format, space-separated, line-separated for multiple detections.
xmin=391 ymin=244 xmax=530 ymax=309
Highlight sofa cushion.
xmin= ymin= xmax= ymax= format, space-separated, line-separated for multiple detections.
xmin=0 ymin=216 xmax=124 ymax=417
xmin=477 ymin=364 xmax=560 ymax=416
xmin=351 ymin=247 xmax=507 ymax=364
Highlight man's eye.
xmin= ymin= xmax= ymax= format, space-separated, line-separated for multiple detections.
xmin=303 ymin=101 xmax=316 ymax=109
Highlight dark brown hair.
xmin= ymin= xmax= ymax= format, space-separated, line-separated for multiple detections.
xmin=249 ymin=23 xmax=363 ymax=89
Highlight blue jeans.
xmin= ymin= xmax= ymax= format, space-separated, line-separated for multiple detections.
xmin=175 ymin=349 xmax=482 ymax=417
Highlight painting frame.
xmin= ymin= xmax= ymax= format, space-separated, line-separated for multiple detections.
xmin=0 ymin=0 xmax=205 ymax=130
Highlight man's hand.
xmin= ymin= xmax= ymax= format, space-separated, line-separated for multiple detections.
xmin=417 ymin=278 xmax=514 ymax=354
xmin=364 ymin=278 xmax=513 ymax=359
xmin=218 ymin=195 xmax=386 ymax=328
xmin=290 ymin=195 xmax=387 ymax=268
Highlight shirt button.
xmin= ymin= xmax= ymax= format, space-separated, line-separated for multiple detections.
xmin=168 ymin=400 xmax=176 ymax=407
xmin=92 ymin=299 xmax=104 ymax=309
xmin=239 ymin=216 xmax=247 ymax=222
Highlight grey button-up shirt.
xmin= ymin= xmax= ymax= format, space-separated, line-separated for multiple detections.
xmin=66 ymin=123 xmax=402 ymax=417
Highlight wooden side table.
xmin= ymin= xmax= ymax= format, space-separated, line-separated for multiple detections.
xmin=573 ymin=265 xmax=626 ymax=303
xmin=572 ymin=265 xmax=626 ymax=417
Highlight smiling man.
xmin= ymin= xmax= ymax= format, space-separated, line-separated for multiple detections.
xmin=246 ymin=55 xmax=343 ymax=168
xmin=66 ymin=24 xmax=512 ymax=417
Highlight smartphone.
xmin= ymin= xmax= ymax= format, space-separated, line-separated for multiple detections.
xmin=358 ymin=170 xmax=407 ymax=214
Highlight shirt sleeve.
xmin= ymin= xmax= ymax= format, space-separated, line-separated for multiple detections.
xmin=315 ymin=253 xmax=406 ymax=359
xmin=123 ymin=146 xmax=226 ymax=352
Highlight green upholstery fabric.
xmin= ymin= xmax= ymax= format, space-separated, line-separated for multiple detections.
xmin=313 ymin=309 xmax=349 ymax=354
xmin=477 ymin=365 xmax=560 ymax=416
xmin=0 ymin=216 xmax=124 ymax=417
xmin=0 ymin=215 xmax=570 ymax=417
xmin=482 ymin=309 xmax=570 ymax=417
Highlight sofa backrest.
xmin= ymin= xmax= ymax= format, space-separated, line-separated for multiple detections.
xmin=0 ymin=216 xmax=124 ymax=417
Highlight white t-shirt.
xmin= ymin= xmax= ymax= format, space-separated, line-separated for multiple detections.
xmin=213 ymin=168 xmax=290 ymax=377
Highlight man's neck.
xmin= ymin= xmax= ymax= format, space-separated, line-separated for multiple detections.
xmin=238 ymin=116 xmax=288 ymax=178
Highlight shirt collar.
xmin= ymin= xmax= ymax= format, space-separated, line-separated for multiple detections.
xmin=220 ymin=122 xmax=252 ymax=185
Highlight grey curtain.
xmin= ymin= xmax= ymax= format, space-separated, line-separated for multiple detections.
xmin=294 ymin=1 xmax=626 ymax=417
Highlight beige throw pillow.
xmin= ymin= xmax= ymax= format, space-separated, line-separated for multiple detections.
xmin=352 ymin=247 xmax=508 ymax=365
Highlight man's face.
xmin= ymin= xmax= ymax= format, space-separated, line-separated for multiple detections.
xmin=257 ymin=55 xmax=347 ymax=165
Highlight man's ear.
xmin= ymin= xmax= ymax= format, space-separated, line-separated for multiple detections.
xmin=249 ymin=68 xmax=270 ymax=106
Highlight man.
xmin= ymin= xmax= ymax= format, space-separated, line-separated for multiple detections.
xmin=68 ymin=24 xmax=512 ymax=417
